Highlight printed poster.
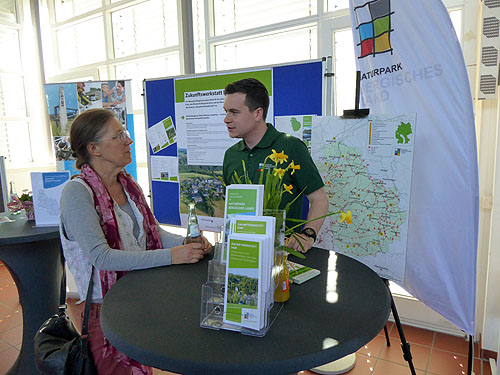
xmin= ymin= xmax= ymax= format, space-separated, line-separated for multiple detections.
xmin=30 ymin=171 xmax=70 ymax=226
xmin=147 ymin=116 xmax=177 ymax=153
xmin=44 ymin=80 xmax=137 ymax=179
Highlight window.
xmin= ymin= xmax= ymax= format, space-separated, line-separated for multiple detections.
xmin=192 ymin=0 xmax=207 ymax=73
xmin=111 ymin=0 xmax=178 ymax=59
xmin=0 ymin=26 xmax=21 ymax=70
xmin=0 ymin=73 xmax=26 ymax=117
xmin=53 ymin=0 xmax=101 ymax=23
xmin=326 ymin=0 xmax=349 ymax=12
xmin=0 ymin=8 xmax=32 ymax=165
xmin=449 ymin=9 xmax=462 ymax=43
xmin=9 ymin=0 xmax=466 ymax=193
xmin=333 ymin=29 xmax=355 ymax=115
xmin=194 ymin=0 xmax=320 ymax=72
xmin=56 ymin=16 xmax=106 ymax=70
xmin=115 ymin=53 xmax=181 ymax=111
xmin=213 ymin=0 xmax=317 ymax=36
xmin=41 ymin=0 xmax=183 ymax=192
xmin=0 ymin=0 xmax=16 ymax=22
xmin=115 ymin=53 xmax=180 ymax=166
xmin=214 ymin=26 xmax=317 ymax=71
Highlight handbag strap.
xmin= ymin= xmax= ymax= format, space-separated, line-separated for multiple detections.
xmin=59 ymin=250 xmax=67 ymax=308
xmin=81 ymin=266 xmax=94 ymax=336
xmin=59 ymin=249 xmax=94 ymax=361
xmin=59 ymin=249 xmax=94 ymax=336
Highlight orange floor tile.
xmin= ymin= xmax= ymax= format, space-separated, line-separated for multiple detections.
xmin=0 ymin=261 xmax=493 ymax=375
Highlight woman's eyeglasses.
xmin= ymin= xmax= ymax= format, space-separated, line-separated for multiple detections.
xmin=95 ymin=130 xmax=130 ymax=143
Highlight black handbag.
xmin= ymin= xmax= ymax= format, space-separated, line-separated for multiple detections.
xmin=34 ymin=256 xmax=97 ymax=375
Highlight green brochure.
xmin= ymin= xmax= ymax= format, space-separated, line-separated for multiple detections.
xmin=224 ymin=235 xmax=264 ymax=330
xmin=224 ymin=184 xmax=264 ymax=218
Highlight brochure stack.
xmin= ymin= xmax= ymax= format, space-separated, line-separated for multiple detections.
xmin=200 ymin=185 xmax=283 ymax=336
xmin=224 ymin=184 xmax=264 ymax=218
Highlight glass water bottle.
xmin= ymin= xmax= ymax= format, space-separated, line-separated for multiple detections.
xmin=9 ymin=181 xmax=21 ymax=215
xmin=9 ymin=181 xmax=17 ymax=200
xmin=185 ymin=203 xmax=202 ymax=244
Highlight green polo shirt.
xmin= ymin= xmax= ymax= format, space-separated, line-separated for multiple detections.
xmin=222 ymin=124 xmax=324 ymax=226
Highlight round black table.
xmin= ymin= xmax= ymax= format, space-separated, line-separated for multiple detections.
xmin=0 ymin=212 xmax=62 ymax=375
xmin=101 ymin=248 xmax=391 ymax=375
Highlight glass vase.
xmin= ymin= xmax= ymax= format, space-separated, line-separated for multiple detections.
xmin=263 ymin=209 xmax=290 ymax=302
xmin=273 ymin=250 xmax=290 ymax=302
xmin=22 ymin=201 xmax=35 ymax=221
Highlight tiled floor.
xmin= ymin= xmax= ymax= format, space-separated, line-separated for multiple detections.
xmin=300 ymin=323 xmax=491 ymax=375
xmin=0 ymin=261 xmax=493 ymax=375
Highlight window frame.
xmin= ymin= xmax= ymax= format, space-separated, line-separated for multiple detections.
xmin=0 ymin=1 xmax=52 ymax=168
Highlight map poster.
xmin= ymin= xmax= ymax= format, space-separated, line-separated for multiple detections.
xmin=311 ymin=114 xmax=416 ymax=283
xmin=30 ymin=171 xmax=70 ymax=226
xmin=275 ymin=115 xmax=315 ymax=147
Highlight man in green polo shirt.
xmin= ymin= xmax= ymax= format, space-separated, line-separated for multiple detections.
xmin=222 ymin=78 xmax=329 ymax=253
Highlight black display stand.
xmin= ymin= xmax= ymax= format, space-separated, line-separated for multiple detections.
xmin=342 ymin=71 xmax=369 ymax=118
xmin=382 ymin=279 xmax=417 ymax=375
xmin=381 ymin=280 xmax=474 ymax=375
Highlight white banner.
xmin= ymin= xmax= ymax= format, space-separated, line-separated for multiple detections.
xmin=349 ymin=0 xmax=479 ymax=334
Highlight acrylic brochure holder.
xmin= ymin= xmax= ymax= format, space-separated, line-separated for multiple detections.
xmin=200 ymin=213 xmax=285 ymax=337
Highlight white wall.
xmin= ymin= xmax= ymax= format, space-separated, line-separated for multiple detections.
xmin=482 ymin=97 xmax=500 ymax=351
xmin=467 ymin=0 xmax=500 ymax=353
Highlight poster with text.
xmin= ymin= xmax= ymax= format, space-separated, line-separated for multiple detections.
xmin=174 ymin=70 xmax=274 ymax=231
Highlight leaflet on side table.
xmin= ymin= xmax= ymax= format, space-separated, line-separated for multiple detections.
xmin=200 ymin=214 xmax=282 ymax=337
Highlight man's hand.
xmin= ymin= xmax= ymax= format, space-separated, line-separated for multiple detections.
xmin=285 ymin=233 xmax=315 ymax=253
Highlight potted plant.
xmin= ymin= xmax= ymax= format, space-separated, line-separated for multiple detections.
xmin=7 ymin=191 xmax=35 ymax=220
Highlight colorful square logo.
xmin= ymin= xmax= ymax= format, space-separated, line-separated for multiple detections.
xmin=354 ymin=0 xmax=394 ymax=58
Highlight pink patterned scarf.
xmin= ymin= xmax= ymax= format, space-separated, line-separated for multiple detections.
xmin=80 ymin=164 xmax=161 ymax=374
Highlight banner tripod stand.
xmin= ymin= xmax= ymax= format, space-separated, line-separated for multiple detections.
xmin=380 ymin=284 xmax=474 ymax=375
xmin=382 ymin=279 xmax=417 ymax=375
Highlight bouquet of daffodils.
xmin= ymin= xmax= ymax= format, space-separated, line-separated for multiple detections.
xmin=225 ymin=149 xmax=352 ymax=257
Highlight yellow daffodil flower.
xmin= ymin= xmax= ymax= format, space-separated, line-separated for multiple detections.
xmin=273 ymin=168 xmax=286 ymax=178
xmin=289 ymin=161 xmax=301 ymax=175
xmin=283 ymin=184 xmax=293 ymax=194
xmin=270 ymin=149 xmax=288 ymax=164
xmin=339 ymin=210 xmax=352 ymax=224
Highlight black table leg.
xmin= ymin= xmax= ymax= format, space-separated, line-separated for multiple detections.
xmin=0 ymin=238 xmax=63 ymax=375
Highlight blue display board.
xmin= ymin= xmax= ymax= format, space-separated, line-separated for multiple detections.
xmin=144 ymin=61 xmax=323 ymax=226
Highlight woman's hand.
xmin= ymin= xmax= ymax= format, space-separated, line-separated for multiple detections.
xmin=200 ymin=235 xmax=213 ymax=254
xmin=184 ymin=235 xmax=213 ymax=254
xmin=171 ymin=243 xmax=205 ymax=264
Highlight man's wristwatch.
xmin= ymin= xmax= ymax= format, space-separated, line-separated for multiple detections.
xmin=301 ymin=227 xmax=317 ymax=242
